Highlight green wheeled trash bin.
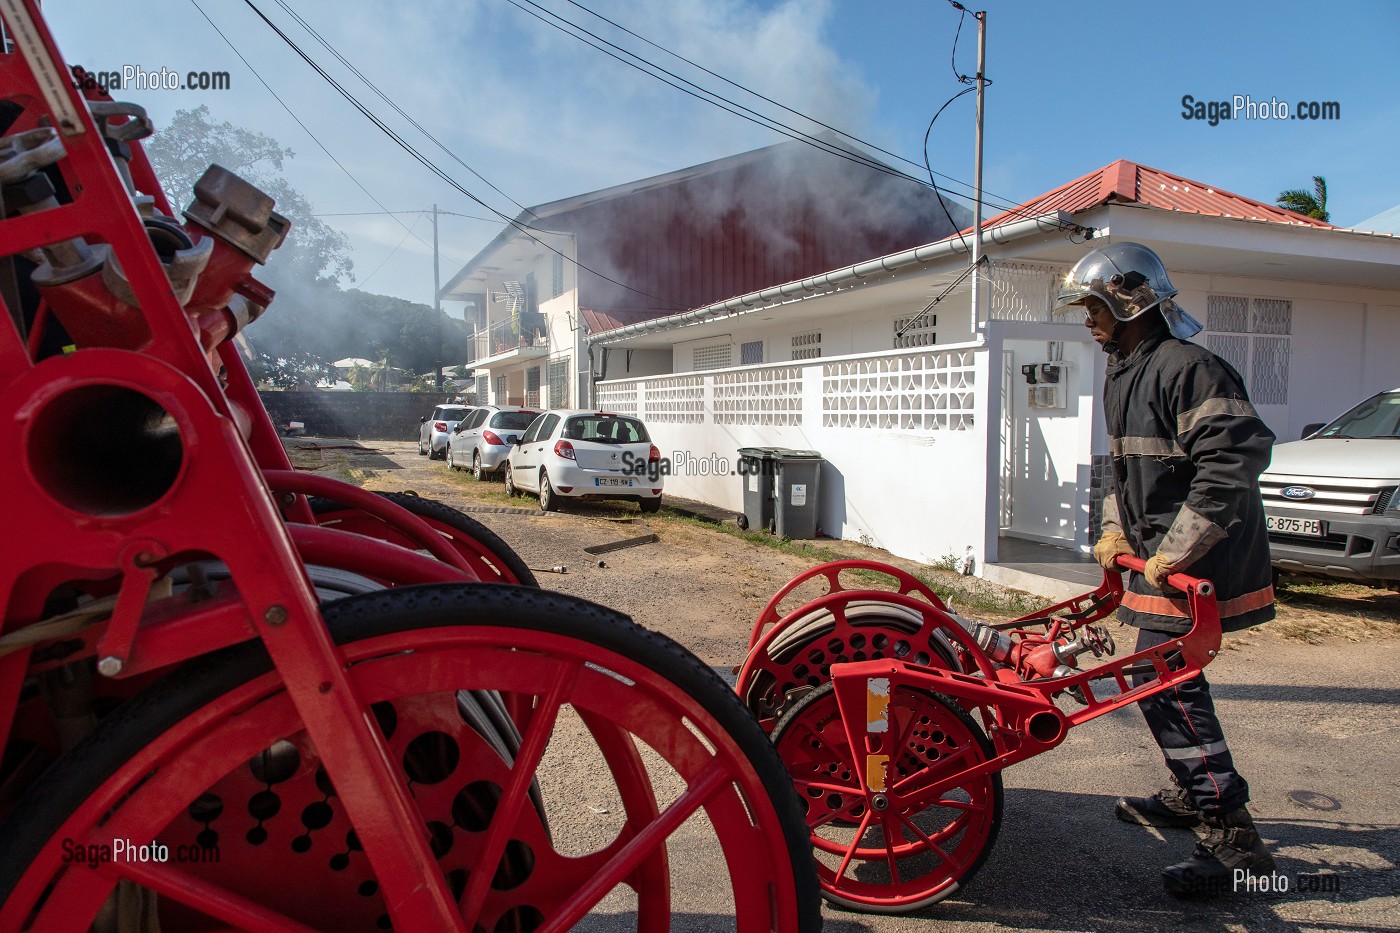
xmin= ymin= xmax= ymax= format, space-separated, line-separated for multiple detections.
xmin=772 ymin=449 xmax=823 ymax=539
xmin=736 ymin=447 xmax=781 ymax=531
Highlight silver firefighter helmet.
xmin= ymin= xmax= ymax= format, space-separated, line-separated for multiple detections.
xmin=1055 ymin=241 xmax=1202 ymax=339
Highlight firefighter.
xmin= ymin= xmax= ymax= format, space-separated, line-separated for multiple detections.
xmin=1056 ymin=242 xmax=1277 ymax=896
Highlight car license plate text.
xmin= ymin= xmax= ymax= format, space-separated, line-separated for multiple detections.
xmin=595 ymin=477 xmax=633 ymax=487
xmin=1266 ymin=515 xmax=1322 ymax=536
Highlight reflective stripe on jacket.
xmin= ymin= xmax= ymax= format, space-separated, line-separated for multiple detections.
xmin=1102 ymin=329 xmax=1276 ymax=633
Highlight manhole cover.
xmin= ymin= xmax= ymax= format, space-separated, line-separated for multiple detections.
xmin=1287 ymin=790 xmax=1341 ymax=811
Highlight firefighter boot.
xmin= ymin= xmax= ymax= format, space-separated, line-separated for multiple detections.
xmin=1161 ymin=806 xmax=1276 ymax=896
xmin=1115 ymin=779 xmax=1202 ymax=828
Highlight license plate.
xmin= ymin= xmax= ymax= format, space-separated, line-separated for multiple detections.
xmin=1267 ymin=515 xmax=1323 ymax=536
xmin=595 ymin=477 xmax=633 ymax=487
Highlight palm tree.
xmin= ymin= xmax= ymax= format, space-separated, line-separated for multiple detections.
xmin=1277 ymin=176 xmax=1329 ymax=222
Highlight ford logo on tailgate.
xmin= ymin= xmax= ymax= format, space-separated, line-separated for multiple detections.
xmin=1281 ymin=486 xmax=1316 ymax=500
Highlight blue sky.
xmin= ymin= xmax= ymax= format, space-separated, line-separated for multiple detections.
xmin=41 ymin=0 xmax=1400 ymax=310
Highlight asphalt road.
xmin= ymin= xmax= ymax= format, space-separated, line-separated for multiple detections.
xmin=312 ymin=438 xmax=1400 ymax=932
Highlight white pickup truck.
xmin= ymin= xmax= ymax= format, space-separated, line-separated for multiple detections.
xmin=1260 ymin=387 xmax=1400 ymax=588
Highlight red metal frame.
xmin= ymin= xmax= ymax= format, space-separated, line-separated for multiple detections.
xmin=744 ymin=554 xmax=1220 ymax=909
xmin=0 ymin=7 xmax=465 ymax=919
xmin=0 ymin=5 xmax=819 ymax=929
xmin=4 ymin=618 xmax=815 ymax=932
xmin=746 ymin=558 xmax=950 ymax=649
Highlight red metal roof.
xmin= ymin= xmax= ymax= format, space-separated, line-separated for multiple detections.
xmin=579 ymin=307 xmax=675 ymax=335
xmin=969 ymin=159 xmax=1337 ymax=232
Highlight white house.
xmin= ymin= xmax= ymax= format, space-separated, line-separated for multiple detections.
xmin=583 ymin=160 xmax=1400 ymax=579
xmin=436 ymin=137 xmax=970 ymax=414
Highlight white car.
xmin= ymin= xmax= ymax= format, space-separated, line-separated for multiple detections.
xmin=503 ymin=410 xmax=663 ymax=512
xmin=1261 ymin=387 xmax=1400 ymax=587
xmin=418 ymin=404 xmax=473 ymax=460
xmin=447 ymin=405 xmax=538 ymax=479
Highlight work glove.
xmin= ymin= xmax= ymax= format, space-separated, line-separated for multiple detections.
xmin=1149 ymin=504 xmax=1226 ymax=590
xmin=1092 ymin=531 xmax=1133 ymax=572
xmin=1144 ymin=552 xmax=1173 ymax=590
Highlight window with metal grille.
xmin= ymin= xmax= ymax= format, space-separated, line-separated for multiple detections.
xmin=1206 ymin=334 xmax=1249 ymax=376
xmin=547 ymin=358 xmax=569 ymax=408
xmin=740 ymin=340 xmax=764 ymax=365
xmin=494 ymin=375 xmax=506 ymax=403
xmin=893 ymin=314 xmax=936 ymax=348
xmin=1252 ymin=298 xmax=1292 ymax=334
xmin=1251 ymin=336 xmax=1289 ymax=405
xmin=1206 ymin=295 xmax=1249 ymax=333
xmin=552 ymin=254 xmax=564 ymax=298
xmin=526 ymin=366 xmax=541 ymax=407
xmin=693 ymin=344 xmax=732 ymax=371
xmin=1204 ymin=296 xmax=1291 ymax=405
xmin=476 ymin=374 xmax=488 ymax=403
xmin=792 ymin=331 xmax=822 ymax=360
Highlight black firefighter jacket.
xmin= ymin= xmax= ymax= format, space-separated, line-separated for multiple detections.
xmin=1101 ymin=328 xmax=1277 ymax=634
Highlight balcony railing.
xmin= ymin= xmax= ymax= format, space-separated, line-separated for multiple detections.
xmin=472 ymin=317 xmax=547 ymax=363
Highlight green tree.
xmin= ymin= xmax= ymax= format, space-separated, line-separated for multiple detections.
xmin=1277 ymin=176 xmax=1330 ymax=222
xmin=253 ymin=351 xmax=337 ymax=389
xmin=348 ymin=363 xmax=372 ymax=391
xmin=143 ymin=108 xmax=469 ymax=390
xmin=145 ymin=105 xmax=353 ymax=286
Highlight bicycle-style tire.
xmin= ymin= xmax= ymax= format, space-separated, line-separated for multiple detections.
xmin=0 ymin=584 xmax=820 ymax=932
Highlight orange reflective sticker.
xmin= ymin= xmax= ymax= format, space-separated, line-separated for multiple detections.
xmin=866 ymin=677 xmax=890 ymax=734
xmin=866 ymin=754 xmax=889 ymax=792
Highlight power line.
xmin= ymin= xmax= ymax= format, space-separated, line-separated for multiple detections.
xmin=555 ymin=0 xmax=959 ymax=189
xmin=187 ymin=0 xmax=437 ymax=263
xmin=515 ymin=0 xmax=1077 ymax=233
xmin=923 ymin=85 xmax=977 ymax=251
xmin=247 ymin=0 xmax=1084 ymax=322
xmin=352 ymin=214 xmax=423 ymax=290
xmin=947 ymin=1 xmax=973 ymax=85
xmin=315 ymin=209 xmax=501 ymax=223
xmin=241 ymin=0 xmax=688 ymax=311
xmin=272 ymin=0 xmax=542 ymax=225
xmin=503 ymin=0 xmax=941 ymax=195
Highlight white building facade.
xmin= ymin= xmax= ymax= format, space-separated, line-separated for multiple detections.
xmin=587 ymin=162 xmax=1400 ymax=580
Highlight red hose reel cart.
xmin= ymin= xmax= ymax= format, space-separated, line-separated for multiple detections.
xmin=0 ymin=3 xmax=820 ymax=929
xmin=736 ymin=557 xmax=1220 ymax=913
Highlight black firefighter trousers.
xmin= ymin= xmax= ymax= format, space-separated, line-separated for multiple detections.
xmin=1131 ymin=627 xmax=1250 ymax=815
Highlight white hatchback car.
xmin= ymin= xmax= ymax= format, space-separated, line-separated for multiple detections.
xmin=446 ymin=405 xmax=539 ymax=479
xmin=503 ymin=410 xmax=663 ymax=512
xmin=418 ymin=404 xmax=473 ymax=460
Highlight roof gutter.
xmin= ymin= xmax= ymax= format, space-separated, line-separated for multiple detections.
xmin=587 ymin=210 xmax=1074 ymax=346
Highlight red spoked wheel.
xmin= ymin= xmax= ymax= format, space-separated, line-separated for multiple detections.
xmin=308 ymin=491 xmax=539 ymax=587
xmin=771 ymin=681 xmax=1002 ymax=913
xmin=0 ymin=586 xmax=820 ymax=932
xmin=736 ymin=591 xmax=963 ymax=729
xmin=747 ymin=560 xmax=948 ymax=649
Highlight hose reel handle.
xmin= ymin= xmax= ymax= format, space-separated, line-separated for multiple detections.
xmin=1114 ymin=554 xmax=1214 ymax=597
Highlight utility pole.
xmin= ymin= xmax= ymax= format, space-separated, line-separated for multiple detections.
xmin=969 ymin=9 xmax=987 ymax=339
xmin=432 ymin=203 xmax=442 ymax=390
